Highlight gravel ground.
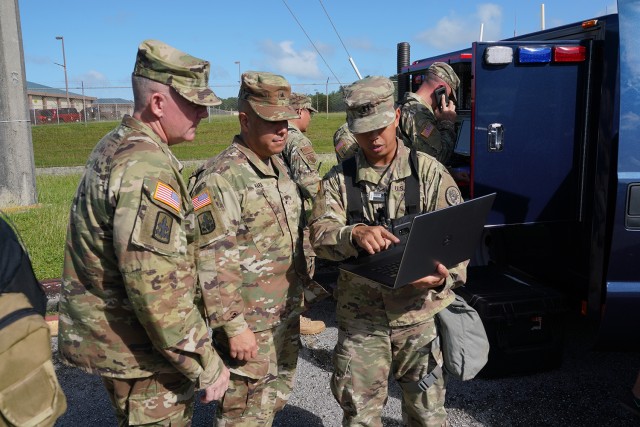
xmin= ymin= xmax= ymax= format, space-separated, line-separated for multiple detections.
xmin=51 ymin=295 xmax=639 ymax=426
xmin=41 ymin=160 xmax=639 ymax=426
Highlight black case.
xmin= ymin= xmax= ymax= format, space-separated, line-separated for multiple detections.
xmin=455 ymin=266 xmax=567 ymax=378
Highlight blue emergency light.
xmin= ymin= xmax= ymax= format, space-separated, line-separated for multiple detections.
xmin=518 ymin=46 xmax=552 ymax=63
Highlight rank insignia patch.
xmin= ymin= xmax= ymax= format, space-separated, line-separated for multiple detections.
xmin=445 ymin=186 xmax=462 ymax=206
xmin=152 ymin=212 xmax=173 ymax=244
xmin=192 ymin=191 xmax=212 ymax=211
xmin=153 ymin=182 xmax=180 ymax=213
xmin=198 ymin=211 xmax=216 ymax=235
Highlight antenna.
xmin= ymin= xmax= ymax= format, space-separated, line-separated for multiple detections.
xmin=541 ymin=3 xmax=546 ymax=30
xmin=479 ymin=23 xmax=484 ymax=41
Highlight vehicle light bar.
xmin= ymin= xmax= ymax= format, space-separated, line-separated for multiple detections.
xmin=518 ymin=46 xmax=552 ymax=63
xmin=582 ymin=19 xmax=598 ymax=29
xmin=460 ymin=53 xmax=473 ymax=59
xmin=554 ymin=46 xmax=586 ymax=62
xmin=484 ymin=46 xmax=513 ymax=65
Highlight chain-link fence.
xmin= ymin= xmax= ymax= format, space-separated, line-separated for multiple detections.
xmin=28 ymin=80 xmax=400 ymax=125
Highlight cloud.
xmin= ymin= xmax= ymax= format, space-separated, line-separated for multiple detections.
xmin=75 ymin=70 xmax=110 ymax=86
xmin=259 ymin=40 xmax=323 ymax=79
xmin=25 ymin=55 xmax=53 ymax=65
xmin=415 ymin=3 xmax=502 ymax=51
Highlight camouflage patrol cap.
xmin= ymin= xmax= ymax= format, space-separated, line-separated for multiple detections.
xmin=239 ymin=71 xmax=299 ymax=121
xmin=290 ymin=93 xmax=318 ymax=113
xmin=133 ymin=39 xmax=221 ymax=106
xmin=343 ymin=76 xmax=396 ymax=134
xmin=427 ymin=62 xmax=460 ymax=102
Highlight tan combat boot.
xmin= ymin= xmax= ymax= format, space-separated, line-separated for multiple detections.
xmin=300 ymin=315 xmax=325 ymax=335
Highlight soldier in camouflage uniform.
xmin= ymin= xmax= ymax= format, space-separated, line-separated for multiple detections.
xmin=58 ymin=40 xmax=229 ymax=426
xmin=280 ymin=92 xmax=327 ymax=335
xmin=333 ymin=121 xmax=359 ymax=162
xmin=398 ymin=62 xmax=460 ymax=166
xmin=189 ymin=71 xmax=306 ymax=426
xmin=309 ymin=76 xmax=467 ymax=427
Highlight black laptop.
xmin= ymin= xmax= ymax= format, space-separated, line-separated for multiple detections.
xmin=339 ymin=193 xmax=496 ymax=288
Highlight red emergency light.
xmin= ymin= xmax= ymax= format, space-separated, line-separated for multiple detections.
xmin=460 ymin=53 xmax=472 ymax=59
xmin=553 ymin=46 xmax=586 ymax=62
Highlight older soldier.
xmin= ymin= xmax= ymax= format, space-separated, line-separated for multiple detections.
xmin=189 ymin=71 xmax=306 ymax=426
xmin=309 ymin=76 xmax=467 ymax=426
xmin=398 ymin=62 xmax=460 ymax=166
xmin=280 ymin=92 xmax=326 ymax=335
xmin=58 ymin=40 xmax=229 ymax=426
xmin=333 ymin=121 xmax=359 ymax=162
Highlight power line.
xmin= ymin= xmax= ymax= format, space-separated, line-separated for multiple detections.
xmin=318 ymin=0 xmax=350 ymax=58
xmin=281 ymin=0 xmax=342 ymax=86
xmin=318 ymin=0 xmax=362 ymax=80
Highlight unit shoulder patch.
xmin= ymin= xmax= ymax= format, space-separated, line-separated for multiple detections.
xmin=445 ymin=186 xmax=462 ymax=206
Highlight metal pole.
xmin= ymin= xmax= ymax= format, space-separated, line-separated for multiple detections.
xmin=0 ymin=0 xmax=38 ymax=207
xmin=325 ymin=77 xmax=329 ymax=117
xmin=55 ymin=36 xmax=70 ymax=107
xmin=234 ymin=61 xmax=241 ymax=84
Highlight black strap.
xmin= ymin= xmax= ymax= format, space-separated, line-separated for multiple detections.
xmin=343 ymin=150 xmax=421 ymax=224
xmin=343 ymin=155 xmax=365 ymax=225
xmin=405 ymin=365 xmax=443 ymax=393
xmin=405 ymin=149 xmax=420 ymax=215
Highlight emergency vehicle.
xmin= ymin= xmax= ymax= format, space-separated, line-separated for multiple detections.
xmin=396 ymin=0 xmax=640 ymax=351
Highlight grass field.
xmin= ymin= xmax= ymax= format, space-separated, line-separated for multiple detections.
xmin=5 ymin=114 xmax=343 ymax=280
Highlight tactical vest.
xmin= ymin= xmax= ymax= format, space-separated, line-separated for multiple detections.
xmin=343 ymin=149 xmax=421 ymax=226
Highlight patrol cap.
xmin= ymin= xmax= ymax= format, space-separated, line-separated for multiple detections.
xmin=343 ymin=76 xmax=396 ymax=134
xmin=239 ymin=71 xmax=299 ymax=121
xmin=427 ymin=62 xmax=460 ymax=102
xmin=290 ymin=93 xmax=318 ymax=113
xmin=133 ymin=39 xmax=221 ymax=106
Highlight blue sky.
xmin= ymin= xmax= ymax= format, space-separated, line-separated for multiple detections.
xmin=18 ymin=0 xmax=617 ymax=101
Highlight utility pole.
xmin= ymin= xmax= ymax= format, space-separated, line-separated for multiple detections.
xmin=0 ymin=0 xmax=38 ymax=208
xmin=55 ymin=36 xmax=70 ymax=107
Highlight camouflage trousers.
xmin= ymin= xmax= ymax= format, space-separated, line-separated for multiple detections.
xmin=331 ymin=318 xmax=447 ymax=427
xmin=213 ymin=316 xmax=301 ymax=426
xmin=101 ymin=372 xmax=195 ymax=427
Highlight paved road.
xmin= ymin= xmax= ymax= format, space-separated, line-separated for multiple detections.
xmin=51 ymin=295 xmax=639 ymax=426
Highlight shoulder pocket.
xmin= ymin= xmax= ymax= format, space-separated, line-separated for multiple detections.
xmin=131 ymin=177 xmax=186 ymax=256
xmin=193 ymin=189 xmax=227 ymax=248
xmin=0 ymin=293 xmax=67 ymax=427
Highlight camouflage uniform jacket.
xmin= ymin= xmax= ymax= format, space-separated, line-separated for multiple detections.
xmin=309 ymin=141 xmax=467 ymax=328
xmin=58 ymin=115 xmax=224 ymax=388
xmin=280 ymin=123 xmax=321 ymax=201
xmin=398 ymin=92 xmax=456 ymax=166
xmin=189 ymin=136 xmax=306 ymax=334
xmin=333 ymin=122 xmax=359 ymax=163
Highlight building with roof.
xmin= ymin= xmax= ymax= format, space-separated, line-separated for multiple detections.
xmin=26 ymin=81 xmax=133 ymax=123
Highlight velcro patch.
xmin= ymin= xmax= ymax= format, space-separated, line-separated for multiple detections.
xmin=420 ymin=123 xmax=435 ymax=139
xmin=153 ymin=182 xmax=180 ymax=213
xmin=192 ymin=190 xmax=212 ymax=211
xmin=445 ymin=186 xmax=462 ymax=206
xmin=198 ymin=211 xmax=216 ymax=235
xmin=152 ymin=211 xmax=173 ymax=243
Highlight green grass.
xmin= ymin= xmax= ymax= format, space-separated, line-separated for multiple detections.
xmin=6 ymin=114 xmax=343 ymax=280
xmin=6 ymin=174 xmax=80 ymax=280
xmin=32 ymin=113 xmax=346 ymax=167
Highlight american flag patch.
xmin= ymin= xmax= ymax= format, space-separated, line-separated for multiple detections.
xmin=335 ymin=140 xmax=345 ymax=152
xmin=192 ymin=191 xmax=212 ymax=211
xmin=421 ymin=123 xmax=435 ymax=139
xmin=153 ymin=182 xmax=180 ymax=213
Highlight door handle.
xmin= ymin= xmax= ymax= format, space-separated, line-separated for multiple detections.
xmin=488 ymin=123 xmax=504 ymax=152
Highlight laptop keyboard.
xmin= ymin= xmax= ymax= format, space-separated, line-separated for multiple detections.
xmin=371 ymin=261 xmax=401 ymax=277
